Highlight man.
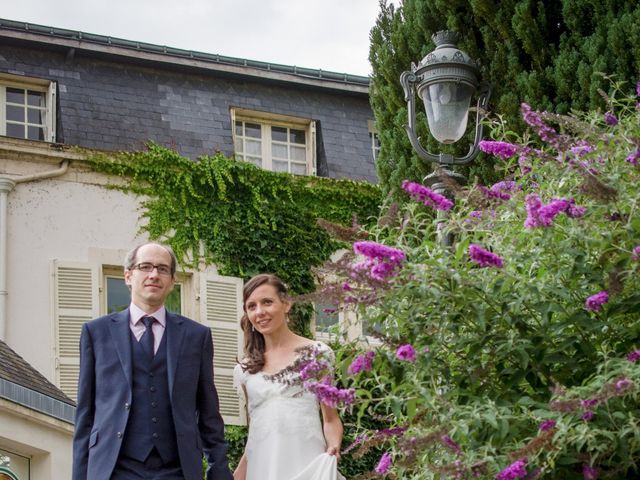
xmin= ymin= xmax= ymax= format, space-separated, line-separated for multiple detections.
xmin=73 ymin=242 xmax=233 ymax=480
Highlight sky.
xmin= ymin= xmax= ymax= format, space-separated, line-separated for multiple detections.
xmin=1 ymin=0 xmax=384 ymax=77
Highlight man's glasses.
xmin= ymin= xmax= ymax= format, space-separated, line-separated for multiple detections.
xmin=133 ymin=262 xmax=172 ymax=276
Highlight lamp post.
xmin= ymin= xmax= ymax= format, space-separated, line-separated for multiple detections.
xmin=400 ymin=30 xmax=491 ymax=195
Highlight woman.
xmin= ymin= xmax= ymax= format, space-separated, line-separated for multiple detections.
xmin=233 ymin=274 xmax=345 ymax=480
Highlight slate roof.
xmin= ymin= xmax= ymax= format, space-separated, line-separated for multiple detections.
xmin=0 ymin=339 xmax=74 ymax=406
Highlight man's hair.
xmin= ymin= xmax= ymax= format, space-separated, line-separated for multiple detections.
xmin=123 ymin=242 xmax=177 ymax=275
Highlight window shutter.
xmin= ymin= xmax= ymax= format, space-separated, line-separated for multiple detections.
xmin=46 ymin=81 xmax=57 ymax=142
xmin=309 ymin=120 xmax=316 ymax=175
xmin=201 ymin=273 xmax=245 ymax=425
xmin=52 ymin=261 xmax=99 ymax=402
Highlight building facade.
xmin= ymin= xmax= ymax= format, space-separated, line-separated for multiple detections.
xmin=0 ymin=17 xmax=376 ymax=479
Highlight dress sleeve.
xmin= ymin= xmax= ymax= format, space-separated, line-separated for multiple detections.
xmin=233 ymin=363 xmax=246 ymax=392
xmin=316 ymin=341 xmax=335 ymax=365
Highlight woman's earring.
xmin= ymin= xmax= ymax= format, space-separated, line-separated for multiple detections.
xmin=251 ymin=324 xmax=255 ymax=332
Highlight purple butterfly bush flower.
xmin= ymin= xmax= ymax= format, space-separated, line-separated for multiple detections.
xmin=469 ymin=244 xmax=504 ymax=268
xmin=571 ymin=141 xmax=595 ymax=156
xmin=479 ymin=185 xmax=512 ymax=201
xmin=585 ymin=291 xmax=608 ymax=312
xmin=479 ymin=140 xmax=518 ymax=159
xmin=395 ymin=344 xmax=417 ymax=363
xmin=299 ymin=359 xmax=331 ymax=381
xmin=440 ymin=435 xmax=462 ymax=454
xmin=521 ymin=103 xmax=561 ymax=149
xmin=304 ymin=378 xmax=355 ymax=408
xmin=582 ymin=410 xmax=594 ymax=421
xmin=632 ymin=246 xmax=640 ymax=261
xmin=375 ymin=451 xmax=392 ymax=475
xmin=352 ymin=241 xmax=406 ymax=281
xmin=496 ymin=458 xmax=528 ymax=480
xmin=604 ymin=111 xmax=618 ymax=126
xmin=348 ymin=351 xmax=375 ymax=375
xmin=583 ymin=465 xmax=598 ymax=480
xmin=627 ymin=350 xmax=640 ymax=362
xmin=538 ymin=419 xmax=557 ymax=431
xmin=525 ymin=195 xmax=586 ymax=229
xmin=401 ymin=180 xmax=454 ymax=211
xmin=626 ymin=146 xmax=640 ymax=166
xmin=615 ymin=377 xmax=632 ymax=392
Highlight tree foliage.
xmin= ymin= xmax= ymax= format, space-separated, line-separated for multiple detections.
xmin=370 ymin=0 xmax=640 ymax=195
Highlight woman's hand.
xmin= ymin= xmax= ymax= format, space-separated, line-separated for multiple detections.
xmin=326 ymin=444 xmax=341 ymax=462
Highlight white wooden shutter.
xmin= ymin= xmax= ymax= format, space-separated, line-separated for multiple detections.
xmin=45 ymin=81 xmax=57 ymax=142
xmin=52 ymin=261 xmax=99 ymax=402
xmin=200 ymin=273 xmax=245 ymax=425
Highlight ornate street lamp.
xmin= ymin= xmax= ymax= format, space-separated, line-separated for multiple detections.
xmin=400 ymin=31 xmax=491 ymax=192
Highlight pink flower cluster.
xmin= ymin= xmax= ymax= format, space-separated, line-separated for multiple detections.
xmin=585 ymin=291 xmax=608 ymax=312
xmin=303 ymin=378 xmax=355 ymax=408
xmin=352 ymin=241 xmax=405 ymax=281
xmin=469 ymin=244 xmax=504 ymax=268
xmin=395 ymin=344 xmax=417 ymax=363
xmin=632 ymin=246 xmax=640 ymax=261
xmin=440 ymin=434 xmax=462 ymax=454
xmin=479 ymin=180 xmax=520 ymax=201
xmin=521 ymin=103 xmax=561 ymax=149
xmin=626 ymin=146 xmax=640 ymax=166
xmin=604 ymin=111 xmax=618 ymax=126
xmin=538 ymin=419 xmax=556 ymax=431
xmin=375 ymin=451 xmax=392 ymax=475
xmin=299 ymin=359 xmax=331 ymax=381
xmin=401 ymin=180 xmax=454 ymax=211
xmin=479 ymin=140 xmax=518 ymax=159
xmin=496 ymin=458 xmax=528 ymax=480
xmin=348 ymin=351 xmax=375 ymax=375
xmin=524 ymin=194 xmax=586 ymax=228
xmin=583 ymin=465 xmax=598 ymax=480
xmin=627 ymin=350 xmax=640 ymax=362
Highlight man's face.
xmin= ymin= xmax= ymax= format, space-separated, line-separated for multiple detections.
xmin=124 ymin=244 xmax=175 ymax=312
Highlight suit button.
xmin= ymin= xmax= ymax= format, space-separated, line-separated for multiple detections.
xmin=149 ymin=372 xmax=154 ymax=377
xmin=124 ymin=403 xmax=130 ymax=410
xmin=150 ymin=386 xmax=156 ymax=392
xmin=152 ymin=417 xmax=158 ymax=423
xmin=152 ymin=433 xmax=159 ymax=439
xmin=117 ymin=432 xmax=123 ymax=438
xmin=151 ymin=401 xmax=157 ymax=407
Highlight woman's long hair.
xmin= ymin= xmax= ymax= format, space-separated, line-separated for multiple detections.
xmin=240 ymin=273 xmax=289 ymax=374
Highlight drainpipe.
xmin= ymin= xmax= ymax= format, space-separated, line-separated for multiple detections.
xmin=0 ymin=160 xmax=70 ymax=341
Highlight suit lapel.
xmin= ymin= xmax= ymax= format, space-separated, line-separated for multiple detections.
xmin=110 ymin=309 xmax=132 ymax=389
xmin=165 ymin=312 xmax=185 ymax=402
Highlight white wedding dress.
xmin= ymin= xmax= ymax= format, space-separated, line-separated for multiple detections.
xmin=234 ymin=345 xmax=346 ymax=480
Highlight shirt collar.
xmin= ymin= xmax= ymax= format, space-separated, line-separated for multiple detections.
xmin=129 ymin=303 xmax=167 ymax=327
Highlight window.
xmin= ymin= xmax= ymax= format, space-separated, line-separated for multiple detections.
xmin=0 ymin=73 xmax=56 ymax=142
xmin=231 ymin=108 xmax=315 ymax=175
xmin=368 ymin=120 xmax=380 ymax=162
xmin=0 ymin=448 xmax=29 ymax=480
xmin=105 ymin=275 xmax=183 ymax=314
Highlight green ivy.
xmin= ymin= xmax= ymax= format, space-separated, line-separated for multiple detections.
xmin=87 ymin=143 xmax=382 ymax=332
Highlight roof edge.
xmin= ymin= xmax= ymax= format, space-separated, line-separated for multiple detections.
xmin=0 ymin=378 xmax=75 ymax=424
xmin=0 ymin=18 xmax=370 ymax=95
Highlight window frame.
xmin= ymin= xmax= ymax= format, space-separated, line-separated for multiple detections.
xmin=0 ymin=73 xmax=56 ymax=142
xmin=231 ymin=107 xmax=316 ymax=176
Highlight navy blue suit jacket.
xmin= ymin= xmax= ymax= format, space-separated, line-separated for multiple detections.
xmin=72 ymin=309 xmax=233 ymax=480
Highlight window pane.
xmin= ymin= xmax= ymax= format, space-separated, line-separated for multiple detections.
xmin=245 ymin=123 xmax=261 ymax=138
xmin=165 ymin=285 xmax=182 ymax=314
xmin=271 ymin=126 xmax=287 ymax=142
xmin=27 ymin=90 xmax=45 ymax=107
xmin=235 ymin=121 xmax=243 ymax=136
xmin=290 ymin=128 xmax=306 ymax=144
xmin=28 ymin=108 xmax=43 ymax=124
xmin=271 ymin=143 xmax=287 ymax=159
xmin=27 ymin=126 xmax=44 ymax=141
xmin=107 ymin=276 xmax=181 ymax=314
xmin=291 ymin=162 xmax=307 ymax=175
xmin=272 ymin=160 xmax=288 ymax=172
xmin=246 ymin=139 xmax=261 ymax=156
xmin=6 ymin=105 xmax=24 ymax=122
xmin=234 ymin=138 xmax=243 ymax=153
xmin=246 ymin=156 xmax=262 ymax=167
xmin=6 ymin=87 xmax=24 ymax=104
xmin=291 ymin=145 xmax=306 ymax=161
xmin=106 ymin=277 xmax=131 ymax=314
xmin=315 ymin=303 xmax=338 ymax=332
xmin=5 ymin=123 xmax=25 ymax=138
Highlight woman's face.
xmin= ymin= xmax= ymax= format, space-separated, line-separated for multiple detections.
xmin=244 ymin=283 xmax=291 ymax=335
